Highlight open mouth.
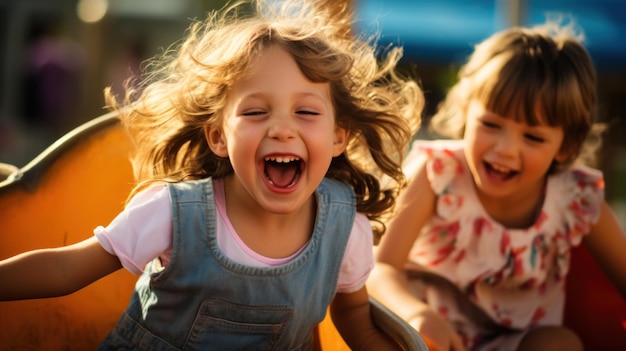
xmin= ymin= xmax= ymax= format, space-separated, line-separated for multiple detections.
xmin=484 ymin=162 xmax=518 ymax=181
xmin=264 ymin=156 xmax=302 ymax=188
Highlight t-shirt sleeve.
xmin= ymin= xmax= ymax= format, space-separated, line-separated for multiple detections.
xmin=336 ymin=213 xmax=374 ymax=293
xmin=93 ymin=185 xmax=173 ymax=275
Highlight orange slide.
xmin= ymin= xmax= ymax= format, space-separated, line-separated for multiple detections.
xmin=0 ymin=113 xmax=429 ymax=350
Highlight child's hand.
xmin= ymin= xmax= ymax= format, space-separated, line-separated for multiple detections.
xmin=408 ymin=309 xmax=466 ymax=351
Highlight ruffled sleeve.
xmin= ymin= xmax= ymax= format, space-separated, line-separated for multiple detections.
xmin=406 ymin=140 xmax=479 ymax=276
xmin=554 ymin=166 xmax=604 ymax=246
xmin=550 ymin=166 xmax=604 ymax=277
xmin=406 ymin=140 xmax=465 ymax=196
xmin=406 ymin=140 xmax=466 ymax=222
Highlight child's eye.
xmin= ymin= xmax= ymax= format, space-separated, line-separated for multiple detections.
xmin=524 ymin=133 xmax=545 ymax=142
xmin=242 ymin=110 xmax=266 ymax=116
xmin=296 ymin=109 xmax=320 ymax=116
xmin=481 ymin=120 xmax=499 ymax=129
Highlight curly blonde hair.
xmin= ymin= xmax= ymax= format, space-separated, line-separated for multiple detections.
xmin=105 ymin=0 xmax=423 ymax=240
xmin=430 ymin=19 xmax=603 ymax=172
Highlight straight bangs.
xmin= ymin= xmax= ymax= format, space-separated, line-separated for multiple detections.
xmin=479 ymin=53 xmax=549 ymax=127
xmin=480 ymin=41 xmax=591 ymax=132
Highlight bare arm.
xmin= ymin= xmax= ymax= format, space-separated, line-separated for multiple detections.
xmin=0 ymin=236 xmax=122 ymax=300
xmin=367 ymin=154 xmax=435 ymax=316
xmin=331 ymin=286 xmax=401 ymax=350
xmin=367 ymin=154 xmax=465 ymax=351
xmin=584 ymin=200 xmax=626 ymax=300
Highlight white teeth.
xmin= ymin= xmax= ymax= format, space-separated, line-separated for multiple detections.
xmin=264 ymin=156 xmax=300 ymax=163
xmin=491 ymin=164 xmax=511 ymax=173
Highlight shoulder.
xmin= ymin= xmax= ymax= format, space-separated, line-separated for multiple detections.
xmin=123 ymin=184 xmax=172 ymax=223
xmin=128 ymin=183 xmax=170 ymax=207
xmin=556 ymin=164 xmax=603 ymax=183
xmin=405 ymin=139 xmax=465 ymax=170
xmin=165 ymin=177 xmax=214 ymax=202
xmin=407 ymin=139 xmax=465 ymax=154
xmin=404 ymin=139 xmax=466 ymax=195
xmin=166 ymin=177 xmax=213 ymax=191
xmin=548 ymin=164 xmax=605 ymax=231
xmin=550 ymin=165 xmax=604 ymax=198
xmin=318 ymin=178 xmax=356 ymax=203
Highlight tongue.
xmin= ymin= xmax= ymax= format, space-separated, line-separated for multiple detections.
xmin=266 ymin=162 xmax=298 ymax=188
xmin=487 ymin=166 xmax=514 ymax=181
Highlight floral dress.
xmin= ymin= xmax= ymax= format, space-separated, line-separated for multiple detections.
xmin=404 ymin=140 xmax=604 ymax=350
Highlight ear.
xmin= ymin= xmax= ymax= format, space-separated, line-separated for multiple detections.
xmin=204 ymin=126 xmax=229 ymax=158
xmin=332 ymin=126 xmax=349 ymax=157
xmin=554 ymin=146 xmax=572 ymax=164
xmin=555 ymin=152 xmax=568 ymax=163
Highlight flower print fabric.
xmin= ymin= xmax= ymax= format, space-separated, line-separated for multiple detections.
xmin=404 ymin=139 xmax=604 ymax=346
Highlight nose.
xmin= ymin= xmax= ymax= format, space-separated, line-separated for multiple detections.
xmin=267 ymin=113 xmax=296 ymax=141
xmin=493 ymin=131 xmax=519 ymax=157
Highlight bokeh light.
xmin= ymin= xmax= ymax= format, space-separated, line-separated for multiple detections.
xmin=77 ymin=0 xmax=109 ymax=23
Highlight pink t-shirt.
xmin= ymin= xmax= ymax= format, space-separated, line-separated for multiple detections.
xmin=94 ymin=178 xmax=373 ymax=293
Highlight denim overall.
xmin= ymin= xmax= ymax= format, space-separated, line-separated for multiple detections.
xmin=98 ymin=177 xmax=356 ymax=350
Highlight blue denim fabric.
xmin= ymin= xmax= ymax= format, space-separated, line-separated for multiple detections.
xmin=99 ymin=177 xmax=356 ymax=350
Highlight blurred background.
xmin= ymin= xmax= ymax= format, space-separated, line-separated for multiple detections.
xmin=0 ymin=0 xmax=625 ymax=223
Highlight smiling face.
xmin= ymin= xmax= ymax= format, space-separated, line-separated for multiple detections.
xmin=205 ymin=45 xmax=348 ymax=214
xmin=463 ymin=100 xmax=567 ymax=202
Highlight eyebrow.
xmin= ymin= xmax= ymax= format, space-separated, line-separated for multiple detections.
xmin=242 ymin=91 xmax=328 ymax=100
